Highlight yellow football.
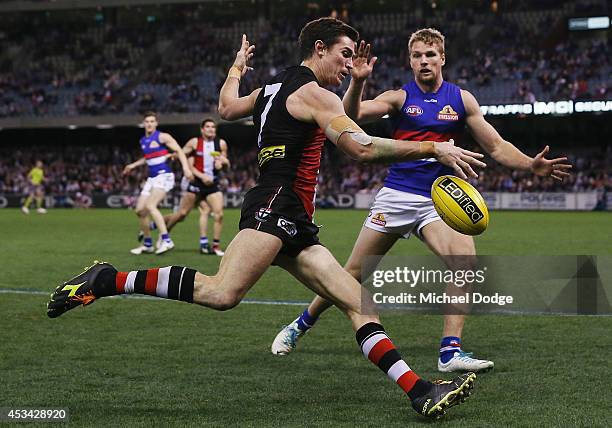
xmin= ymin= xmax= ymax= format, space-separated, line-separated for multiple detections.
xmin=431 ymin=175 xmax=489 ymax=235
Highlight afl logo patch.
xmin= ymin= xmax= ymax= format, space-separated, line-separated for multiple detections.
xmin=404 ymin=105 xmax=423 ymax=116
xmin=437 ymin=105 xmax=459 ymax=121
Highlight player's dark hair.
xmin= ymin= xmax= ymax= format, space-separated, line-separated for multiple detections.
xmin=298 ymin=17 xmax=359 ymax=61
xmin=201 ymin=118 xmax=216 ymax=128
xmin=143 ymin=111 xmax=158 ymax=120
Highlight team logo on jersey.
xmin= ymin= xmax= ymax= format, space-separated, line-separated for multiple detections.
xmin=370 ymin=213 xmax=387 ymax=226
xmin=277 ymin=218 xmax=297 ymax=237
xmin=437 ymin=105 xmax=459 ymax=121
xmin=258 ymin=145 xmax=286 ymax=167
xmin=255 ymin=207 xmax=272 ymax=222
xmin=404 ymin=105 xmax=423 ymax=116
xmin=149 ymin=140 xmax=160 ymax=148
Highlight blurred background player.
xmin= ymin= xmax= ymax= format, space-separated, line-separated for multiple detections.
xmin=21 ymin=160 xmax=46 ymax=214
xmin=149 ymin=118 xmax=230 ymax=255
xmin=271 ymin=28 xmax=572 ymax=372
xmin=123 ymin=111 xmax=193 ymax=255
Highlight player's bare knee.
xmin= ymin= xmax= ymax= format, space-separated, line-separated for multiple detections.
xmin=214 ymin=211 xmax=224 ymax=221
xmin=135 ymin=207 xmax=148 ymax=217
xmin=345 ymin=265 xmax=361 ymax=282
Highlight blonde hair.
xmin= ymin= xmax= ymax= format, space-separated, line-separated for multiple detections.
xmin=408 ymin=28 xmax=445 ymax=54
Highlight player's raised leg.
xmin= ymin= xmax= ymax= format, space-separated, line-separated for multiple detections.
xmin=274 ymin=245 xmax=476 ymax=418
xmin=164 ymin=191 xmax=196 ymax=232
xmin=206 ymin=192 xmax=225 ymax=256
xmin=420 ymin=220 xmax=494 ymax=373
xmin=47 ymin=229 xmax=281 ymax=317
xmin=131 ymin=193 xmax=155 ymax=254
xmin=272 ymin=226 xmax=398 ymax=355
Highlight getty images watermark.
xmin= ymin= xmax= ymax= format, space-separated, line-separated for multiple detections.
xmin=360 ymin=255 xmax=612 ymax=315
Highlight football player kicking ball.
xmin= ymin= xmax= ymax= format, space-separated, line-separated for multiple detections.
xmin=47 ymin=19 xmax=486 ymax=419
xmin=272 ymin=28 xmax=572 ymax=373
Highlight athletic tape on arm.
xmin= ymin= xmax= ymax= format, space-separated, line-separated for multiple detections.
xmin=325 ymin=115 xmax=372 ymax=146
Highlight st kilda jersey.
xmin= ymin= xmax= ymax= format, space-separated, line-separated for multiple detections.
xmin=252 ymin=66 xmax=326 ymax=220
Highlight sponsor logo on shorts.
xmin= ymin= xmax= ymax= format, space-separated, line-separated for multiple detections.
xmin=437 ymin=104 xmax=459 ymax=121
xmin=255 ymin=207 xmax=272 ymax=222
xmin=404 ymin=105 xmax=423 ymax=116
xmin=258 ymin=145 xmax=286 ymax=167
xmin=277 ymin=217 xmax=297 ymax=237
xmin=370 ymin=213 xmax=387 ymax=226
xmin=437 ymin=177 xmax=484 ymax=224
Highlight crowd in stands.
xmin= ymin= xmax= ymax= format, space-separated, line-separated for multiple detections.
xmin=0 ymin=0 xmax=609 ymax=118
xmin=1 ymin=143 xmax=609 ymax=204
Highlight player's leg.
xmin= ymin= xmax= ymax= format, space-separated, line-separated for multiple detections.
xmin=48 ymin=228 xmax=282 ymax=315
xmin=35 ymin=186 xmax=46 ymax=213
xmin=206 ymin=192 xmax=225 ymax=256
xmin=274 ymin=245 xmax=476 ymax=418
xmin=164 ymin=192 xmax=196 ymax=232
xmin=198 ymin=200 xmax=211 ymax=253
xmin=272 ymin=226 xmax=399 ymax=355
xmin=22 ymin=188 xmax=33 ymax=213
xmin=420 ymin=220 xmax=493 ymax=372
xmin=144 ymin=188 xmax=176 ymax=254
xmin=131 ymin=192 xmax=155 ymax=254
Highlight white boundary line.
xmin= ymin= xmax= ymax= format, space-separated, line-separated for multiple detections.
xmin=2 ymin=288 xmax=610 ymax=316
xmin=0 ymin=288 xmax=309 ymax=306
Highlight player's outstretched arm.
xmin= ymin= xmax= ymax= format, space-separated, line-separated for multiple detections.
xmin=463 ymin=90 xmax=572 ymax=180
xmin=161 ymin=133 xmax=194 ymax=181
xmin=122 ymin=157 xmax=146 ymax=175
xmin=218 ymin=34 xmax=262 ymax=121
xmin=292 ymin=84 xmax=485 ymax=179
xmin=342 ymin=41 xmax=401 ymax=124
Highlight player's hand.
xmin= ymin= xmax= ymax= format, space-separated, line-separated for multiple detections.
xmin=232 ymin=34 xmax=255 ymax=76
xmin=202 ymin=174 xmax=214 ymax=186
xmin=530 ymin=145 xmax=572 ymax=181
xmin=351 ymin=40 xmax=377 ymax=82
xmin=434 ymin=140 xmax=486 ymax=180
xmin=183 ymin=169 xmax=194 ymax=182
xmin=122 ymin=165 xmax=132 ymax=176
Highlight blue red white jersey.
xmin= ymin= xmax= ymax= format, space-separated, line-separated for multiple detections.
xmin=139 ymin=130 xmax=171 ymax=177
xmin=384 ymin=80 xmax=467 ymax=198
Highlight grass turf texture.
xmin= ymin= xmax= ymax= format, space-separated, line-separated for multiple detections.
xmin=1 ymin=208 xmax=611 ymax=427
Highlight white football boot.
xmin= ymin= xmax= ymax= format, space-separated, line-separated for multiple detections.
xmin=211 ymin=247 xmax=225 ymax=256
xmin=21 ymin=206 xmax=30 ymax=214
xmin=37 ymin=207 xmax=47 ymax=214
xmin=438 ymin=351 xmax=494 ymax=373
xmin=130 ymin=245 xmax=155 ymax=255
xmin=271 ymin=319 xmax=306 ymax=355
xmin=155 ymin=240 xmax=175 ymax=255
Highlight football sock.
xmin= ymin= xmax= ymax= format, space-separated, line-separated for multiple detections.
xmin=144 ymin=237 xmax=153 ymax=248
xmin=161 ymin=233 xmax=171 ymax=243
xmin=95 ymin=266 xmax=195 ymax=302
xmin=212 ymin=239 xmax=220 ymax=249
xmin=356 ymin=322 xmax=431 ymax=400
xmin=295 ymin=308 xmax=318 ymax=332
xmin=149 ymin=221 xmax=157 ymax=230
xmin=439 ymin=336 xmax=462 ymax=363
xmin=200 ymin=236 xmax=209 ymax=250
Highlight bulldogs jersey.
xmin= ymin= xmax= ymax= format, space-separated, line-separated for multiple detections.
xmin=140 ymin=130 xmax=171 ymax=178
xmin=384 ymin=80 xmax=467 ymax=197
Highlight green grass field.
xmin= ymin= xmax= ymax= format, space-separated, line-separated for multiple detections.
xmin=1 ymin=208 xmax=611 ymax=427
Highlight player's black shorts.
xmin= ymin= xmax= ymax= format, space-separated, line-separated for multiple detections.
xmin=239 ymin=185 xmax=321 ymax=258
xmin=182 ymin=177 xmax=220 ymax=198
